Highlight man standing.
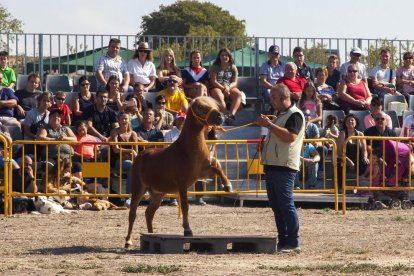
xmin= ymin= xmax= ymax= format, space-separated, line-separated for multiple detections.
xmin=340 ymin=47 xmax=367 ymax=81
xmin=94 ymin=38 xmax=130 ymax=92
xmin=259 ymin=45 xmax=285 ymax=103
xmin=257 ymin=84 xmax=305 ymax=253
xmin=292 ymin=47 xmax=314 ymax=81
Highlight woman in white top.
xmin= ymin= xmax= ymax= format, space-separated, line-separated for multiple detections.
xmin=127 ymin=42 xmax=156 ymax=92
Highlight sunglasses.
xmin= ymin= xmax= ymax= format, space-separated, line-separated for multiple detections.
xmin=348 ymin=70 xmax=358 ymax=73
xmin=81 ymin=83 xmax=90 ymax=87
xmin=56 ymin=97 xmax=66 ymax=101
xmin=139 ymin=50 xmax=148 ymax=53
xmin=168 ymin=79 xmax=178 ymax=83
xmin=375 ymin=118 xmax=385 ymax=121
xmin=352 ymin=54 xmax=361 ymax=57
xmin=157 ymin=101 xmax=166 ymax=105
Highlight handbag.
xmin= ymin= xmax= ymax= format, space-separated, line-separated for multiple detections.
xmin=30 ymin=112 xmax=47 ymax=135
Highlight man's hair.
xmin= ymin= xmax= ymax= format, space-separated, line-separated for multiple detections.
xmin=28 ymin=73 xmax=40 ymax=81
xmin=270 ymin=84 xmax=291 ymax=99
xmin=285 ymin=61 xmax=297 ymax=71
xmin=0 ymin=51 xmax=9 ymax=57
xmin=328 ymin=54 xmax=338 ymax=62
xmin=37 ymin=91 xmax=53 ymax=103
xmin=96 ymin=89 xmax=109 ymax=97
xmin=370 ymin=97 xmax=383 ymax=107
xmin=55 ymin=91 xmax=66 ymax=98
xmin=380 ymin=47 xmax=391 ymax=55
xmin=108 ymin=38 xmax=121 ymax=45
xmin=293 ymin=46 xmax=303 ymax=55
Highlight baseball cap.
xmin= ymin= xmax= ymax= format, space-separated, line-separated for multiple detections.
xmin=268 ymin=45 xmax=280 ymax=54
xmin=350 ymin=47 xmax=362 ymax=55
xmin=176 ymin=112 xmax=186 ymax=119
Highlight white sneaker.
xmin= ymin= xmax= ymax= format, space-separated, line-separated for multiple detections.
xmin=124 ymin=198 xmax=131 ymax=208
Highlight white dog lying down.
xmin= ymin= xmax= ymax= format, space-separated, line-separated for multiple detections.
xmin=33 ymin=196 xmax=74 ymax=214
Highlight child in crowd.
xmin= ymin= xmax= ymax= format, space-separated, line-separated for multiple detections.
xmin=49 ymin=91 xmax=71 ymax=125
xmin=123 ymin=96 xmax=143 ymax=130
xmin=298 ymin=82 xmax=322 ymax=126
xmin=124 ymin=82 xmax=151 ymax=112
xmin=0 ymin=51 xmax=16 ymax=89
xmin=74 ymin=120 xmax=99 ymax=162
xmin=323 ymin=114 xmax=340 ymax=142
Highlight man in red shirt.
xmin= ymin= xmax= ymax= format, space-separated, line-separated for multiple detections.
xmin=276 ymin=62 xmax=307 ymax=103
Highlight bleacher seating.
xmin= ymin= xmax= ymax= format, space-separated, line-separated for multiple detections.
xmin=383 ymin=94 xmax=406 ymax=116
xmin=16 ymin=74 xmax=29 ymax=91
xmin=384 ymin=110 xmax=400 ymax=128
xmin=45 ymin=75 xmax=72 ymax=93
xmin=237 ymin=76 xmax=261 ymax=109
xmin=402 ymin=110 xmax=414 ymax=121
xmin=409 ymin=95 xmax=414 ymax=111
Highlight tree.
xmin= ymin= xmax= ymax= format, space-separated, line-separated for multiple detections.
xmin=140 ymin=1 xmax=245 ymax=37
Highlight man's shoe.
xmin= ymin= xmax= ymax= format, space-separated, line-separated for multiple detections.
xmin=280 ymin=246 xmax=301 ymax=253
xmin=195 ymin=197 xmax=207 ymax=206
xmin=124 ymin=198 xmax=131 ymax=208
xmin=169 ymin=199 xmax=178 ymax=206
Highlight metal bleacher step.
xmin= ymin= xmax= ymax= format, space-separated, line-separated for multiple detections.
xmin=140 ymin=233 xmax=276 ymax=254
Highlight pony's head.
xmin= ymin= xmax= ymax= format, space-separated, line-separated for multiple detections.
xmin=190 ymin=96 xmax=224 ymax=126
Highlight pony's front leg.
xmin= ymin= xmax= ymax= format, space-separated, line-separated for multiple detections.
xmin=179 ymin=187 xmax=193 ymax=236
xmin=210 ymin=158 xmax=233 ymax=192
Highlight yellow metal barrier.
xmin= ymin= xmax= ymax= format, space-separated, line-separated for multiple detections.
xmin=0 ymin=134 xmax=10 ymax=216
xmin=5 ymin=138 xmax=339 ymax=215
xmin=341 ymin=136 xmax=414 ymax=214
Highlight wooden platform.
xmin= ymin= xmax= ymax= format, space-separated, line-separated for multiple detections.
xmin=140 ymin=233 xmax=276 ymax=254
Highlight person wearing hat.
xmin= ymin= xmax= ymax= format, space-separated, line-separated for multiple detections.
xmin=259 ymin=45 xmax=285 ymax=104
xmin=156 ymin=75 xmax=188 ymax=114
xmin=94 ymin=38 xmax=130 ymax=93
xmin=127 ymin=42 xmax=156 ymax=93
xmin=339 ymin=47 xmax=367 ymax=82
xmin=292 ymin=46 xmax=314 ymax=82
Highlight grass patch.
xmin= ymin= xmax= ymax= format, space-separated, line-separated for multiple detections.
xmin=323 ymin=208 xmax=331 ymax=213
xmin=392 ymin=216 xmax=405 ymax=222
xmin=122 ymin=264 xmax=181 ymax=274
xmin=258 ymin=262 xmax=412 ymax=273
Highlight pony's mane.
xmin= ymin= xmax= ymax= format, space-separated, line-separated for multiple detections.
xmin=189 ymin=96 xmax=219 ymax=110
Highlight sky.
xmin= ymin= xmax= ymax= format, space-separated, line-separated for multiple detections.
xmin=2 ymin=0 xmax=414 ymax=40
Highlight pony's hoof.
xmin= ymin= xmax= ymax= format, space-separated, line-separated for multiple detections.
xmin=125 ymin=241 xmax=133 ymax=249
xmin=224 ymin=185 xmax=233 ymax=192
xmin=184 ymin=229 xmax=193 ymax=236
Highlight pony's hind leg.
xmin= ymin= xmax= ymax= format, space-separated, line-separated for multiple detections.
xmin=145 ymin=191 xmax=165 ymax=233
xmin=125 ymin=185 xmax=146 ymax=249
xmin=179 ymin=187 xmax=193 ymax=236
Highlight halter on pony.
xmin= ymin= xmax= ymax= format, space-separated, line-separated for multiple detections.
xmin=190 ymin=105 xmax=219 ymax=126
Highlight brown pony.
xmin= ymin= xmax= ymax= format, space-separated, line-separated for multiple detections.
xmin=125 ymin=96 xmax=232 ymax=248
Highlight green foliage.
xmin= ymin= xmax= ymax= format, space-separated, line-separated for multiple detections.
xmin=140 ymin=1 xmax=245 ymax=37
xmin=0 ymin=5 xmax=24 ymax=34
xmin=122 ymin=264 xmax=181 ymax=274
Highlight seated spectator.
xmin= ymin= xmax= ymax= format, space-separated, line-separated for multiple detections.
xmin=11 ymin=155 xmax=37 ymax=193
xmin=123 ymin=96 xmax=143 ymax=130
xmin=369 ymin=48 xmax=396 ymax=99
xmin=322 ymin=114 xmax=340 ymax=142
xmin=105 ymin=75 xmax=123 ymax=111
xmin=276 ymin=62 xmax=307 ymax=103
xmin=49 ymin=91 xmax=71 ymax=126
xmin=36 ymin=109 xmax=77 ymax=161
xmin=123 ymin=82 xmax=151 ymax=112
xmin=396 ymin=51 xmax=414 ymax=103
xmin=134 ymin=108 xmax=164 ymax=142
xmin=259 ymin=45 xmax=284 ymax=103
xmin=157 ymin=75 xmax=188 ymax=114
xmin=400 ymin=113 xmax=414 ymax=137
xmin=0 ymin=71 xmax=20 ymax=129
xmin=94 ymin=38 xmax=129 ymax=92
xmin=336 ymin=114 xmax=369 ymax=174
xmin=83 ymin=90 xmax=118 ymax=142
xmin=325 ymin=54 xmax=341 ymax=91
xmin=154 ymin=95 xmax=174 ymax=130
xmin=209 ymin=47 xmax=243 ymax=125
xmin=337 ymin=64 xmax=372 ymax=112
xmin=22 ymin=92 xmax=52 ymax=141
xmin=315 ymin=67 xmax=341 ymax=110
xmin=74 ymin=120 xmax=99 ymax=162
xmin=363 ymin=111 xmax=396 ymax=151
xmin=363 ymin=97 xmax=392 ymax=129
xmin=127 ymin=42 xmax=156 ymax=92
xmin=156 ymin=48 xmax=182 ymax=91
xmin=14 ymin=73 xmax=42 ymax=120
xmin=298 ymin=82 xmax=322 ymax=126
xmin=339 ymin=47 xmax=367 ymax=81
xmin=72 ymin=76 xmax=95 ymax=124
xmin=182 ymin=50 xmax=209 ymax=98
xmin=293 ymin=46 xmax=314 ymax=81
xmin=295 ymin=138 xmax=320 ymax=189
xmin=0 ymin=51 xmax=16 ymax=90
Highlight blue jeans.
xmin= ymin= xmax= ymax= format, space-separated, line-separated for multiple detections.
xmin=265 ymin=167 xmax=300 ymax=248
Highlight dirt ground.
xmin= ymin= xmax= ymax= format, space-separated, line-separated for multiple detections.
xmin=1 ymin=200 xmax=414 ymax=275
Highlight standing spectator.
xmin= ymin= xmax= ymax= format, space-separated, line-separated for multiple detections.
xmin=72 ymin=76 xmax=95 ymax=124
xmin=0 ymin=71 xmax=20 ymax=129
xmin=276 ymin=62 xmax=307 ymax=104
xmin=315 ymin=67 xmax=341 ymax=110
xmin=94 ymin=38 xmax=130 ymax=92
xmin=339 ymin=47 xmax=367 ymax=81
xmin=364 ymin=111 xmax=396 ymax=151
xmin=292 ymin=47 xmax=314 ymax=81
xmin=259 ymin=45 xmax=285 ymax=103
xmin=105 ymin=75 xmax=123 ymax=111
xmin=127 ymin=42 xmax=156 ymax=92
xmin=396 ymin=51 xmax=414 ymax=103
xmin=0 ymin=51 xmax=16 ymax=89
xmin=325 ymin=54 xmax=341 ymax=91
xmin=157 ymin=75 xmax=188 ymax=114
xmin=134 ymin=108 xmax=164 ymax=142
xmin=182 ymin=50 xmax=209 ymax=98
xmin=14 ymin=73 xmax=42 ymax=120
xmin=83 ymin=90 xmax=118 ymax=142
xmin=363 ymin=97 xmax=392 ymax=129
xmin=156 ymin=48 xmax=182 ymax=91
xmin=369 ymin=48 xmax=396 ymax=99
xmin=337 ymin=64 xmax=372 ymax=112
xmin=49 ymin=91 xmax=71 ymax=126
xmin=256 ymin=84 xmax=305 ymax=253
xmin=154 ymin=95 xmax=174 ymax=130
xmin=209 ymin=47 xmax=243 ymax=125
